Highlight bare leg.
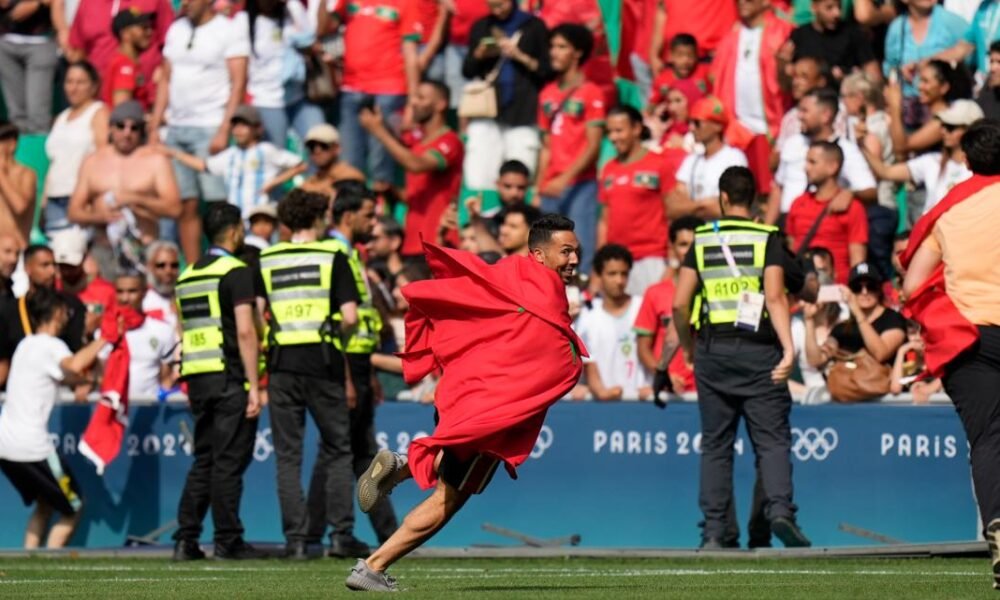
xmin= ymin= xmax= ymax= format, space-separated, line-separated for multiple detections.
xmin=365 ymin=478 xmax=469 ymax=572
xmin=24 ymin=502 xmax=52 ymax=549
xmin=178 ymin=199 xmax=202 ymax=265
xmin=45 ymin=510 xmax=81 ymax=548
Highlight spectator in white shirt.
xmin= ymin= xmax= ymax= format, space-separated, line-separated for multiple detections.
xmin=0 ymin=287 xmax=109 ymax=549
xmin=668 ymin=96 xmax=748 ymax=220
xmin=240 ymin=0 xmax=325 ymax=147
xmin=163 ymin=105 xmax=305 ymax=218
xmin=103 ymin=271 xmax=178 ymax=400
xmin=574 ymin=244 xmax=652 ymax=401
xmin=142 ymin=241 xmax=180 ymax=330
xmin=768 ymin=88 xmax=877 ymax=225
xmin=862 ymin=99 xmax=981 ymax=217
xmin=150 ymin=0 xmax=250 ymax=264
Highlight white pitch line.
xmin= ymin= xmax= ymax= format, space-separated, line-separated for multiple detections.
xmin=0 ymin=577 xmax=227 ymax=585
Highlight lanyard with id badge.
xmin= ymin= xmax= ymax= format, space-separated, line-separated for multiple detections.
xmin=713 ymin=222 xmax=764 ymax=332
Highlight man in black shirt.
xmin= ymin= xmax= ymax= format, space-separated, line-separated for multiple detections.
xmin=790 ymin=0 xmax=880 ymax=82
xmin=0 ymin=244 xmax=86 ymax=388
xmin=674 ymin=167 xmax=810 ymax=549
xmin=260 ymin=189 xmax=360 ymax=559
xmin=0 ymin=233 xmax=16 ymax=299
xmin=172 ymin=203 xmax=263 ymax=561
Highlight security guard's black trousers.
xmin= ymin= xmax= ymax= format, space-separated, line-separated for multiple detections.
xmin=174 ymin=383 xmax=257 ymax=547
xmin=695 ymin=337 xmax=797 ymax=541
xmin=943 ymin=326 xmax=1000 ymax=532
xmin=305 ymin=355 xmax=399 ymax=543
xmin=269 ymin=372 xmax=352 ymax=543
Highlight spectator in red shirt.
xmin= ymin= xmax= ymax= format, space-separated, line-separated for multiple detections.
xmin=634 ymin=215 xmax=704 ymax=395
xmin=599 ymin=105 xmax=685 ymax=296
xmin=786 ymin=141 xmax=868 ymax=285
xmin=103 ymin=9 xmax=154 ymax=110
xmin=649 ymin=0 xmax=738 ymax=72
xmin=359 ymin=80 xmax=464 ymax=258
xmin=538 ymin=0 xmax=616 ymax=107
xmin=646 ymin=34 xmax=711 ymax=112
xmin=67 ymin=0 xmax=173 ymax=107
xmin=319 ymin=0 xmax=421 ymax=195
xmin=538 ymin=23 xmax=606 ymax=274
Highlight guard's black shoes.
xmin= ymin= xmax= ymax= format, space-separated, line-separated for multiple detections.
xmin=771 ymin=517 xmax=811 ymax=548
xmin=172 ymin=540 xmax=206 ymax=561
xmin=285 ymin=540 xmax=311 ymax=560
xmin=328 ymin=535 xmax=371 ymax=558
xmin=214 ymin=540 xmax=266 ymax=560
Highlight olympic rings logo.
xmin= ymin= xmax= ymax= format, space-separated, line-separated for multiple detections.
xmin=791 ymin=427 xmax=838 ymax=461
xmin=531 ymin=426 xmax=554 ymax=459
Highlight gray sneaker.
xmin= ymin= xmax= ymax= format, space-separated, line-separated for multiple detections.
xmin=345 ymin=558 xmax=398 ymax=592
xmin=358 ymin=450 xmax=402 ymax=513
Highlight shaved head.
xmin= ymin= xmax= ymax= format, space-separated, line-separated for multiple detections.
xmin=0 ymin=233 xmax=18 ymax=279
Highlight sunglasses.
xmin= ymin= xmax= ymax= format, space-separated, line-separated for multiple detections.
xmin=155 ymin=261 xmax=180 ymax=269
xmin=113 ymin=121 xmax=143 ymax=133
xmin=306 ymin=141 xmax=332 ymax=152
xmin=849 ymin=281 xmax=879 ymax=294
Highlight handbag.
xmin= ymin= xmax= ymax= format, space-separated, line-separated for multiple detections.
xmin=305 ymin=53 xmax=339 ymax=103
xmin=826 ymin=349 xmax=891 ymax=403
xmin=458 ymin=32 xmax=521 ymax=119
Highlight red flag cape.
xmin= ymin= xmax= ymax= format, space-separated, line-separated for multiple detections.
xmin=400 ymin=243 xmax=587 ymax=490
xmin=900 ymin=175 xmax=1000 ymax=376
xmin=79 ymin=305 xmax=144 ymax=475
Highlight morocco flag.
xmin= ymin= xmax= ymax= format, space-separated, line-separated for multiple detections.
xmin=400 ymin=243 xmax=587 ymax=490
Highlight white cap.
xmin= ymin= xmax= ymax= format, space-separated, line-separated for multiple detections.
xmin=304 ymin=124 xmax=340 ymax=145
xmin=49 ymin=228 xmax=88 ymax=266
xmin=247 ymin=203 xmax=278 ymax=221
xmin=936 ymin=100 xmax=985 ymax=127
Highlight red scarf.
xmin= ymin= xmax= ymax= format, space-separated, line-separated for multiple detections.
xmin=900 ymin=175 xmax=1000 ymax=376
xmin=400 ymin=243 xmax=587 ymax=490
xmin=79 ymin=304 xmax=145 ymax=475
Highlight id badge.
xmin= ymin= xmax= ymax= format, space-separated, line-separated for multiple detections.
xmin=735 ymin=291 xmax=765 ymax=332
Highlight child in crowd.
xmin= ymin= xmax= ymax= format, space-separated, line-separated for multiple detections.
xmin=244 ymin=203 xmax=278 ymax=250
xmin=891 ymin=321 xmax=943 ymax=404
xmin=645 ymin=34 xmax=711 ymax=120
xmin=163 ymin=105 xmax=305 ymax=219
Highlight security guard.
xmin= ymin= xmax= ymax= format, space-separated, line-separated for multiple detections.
xmin=672 ymin=166 xmax=810 ymax=549
xmin=173 ymin=203 xmax=263 ymax=561
xmin=304 ymin=182 xmax=399 ymax=556
xmin=261 ymin=189 xmax=360 ymax=560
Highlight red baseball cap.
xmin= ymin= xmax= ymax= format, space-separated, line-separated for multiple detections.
xmin=689 ymin=96 xmax=729 ymax=126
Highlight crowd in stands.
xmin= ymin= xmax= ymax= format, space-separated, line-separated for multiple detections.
xmin=3 ymin=0 xmax=998 ymax=404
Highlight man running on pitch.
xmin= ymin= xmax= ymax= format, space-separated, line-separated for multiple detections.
xmin=345 ymin=214 xmax=586 ymax=592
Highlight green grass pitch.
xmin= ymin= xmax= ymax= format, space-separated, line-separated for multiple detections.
xmin=0 ymin=556 xmax=995 ymax=598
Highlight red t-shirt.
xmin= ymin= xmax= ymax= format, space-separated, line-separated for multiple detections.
xmin=402 ymin=128 xmax=464 ymax=256
xmin=538 ymin=80 xmax=607 ymax=187
xmin=786 ymin=191 xmax=869 ymax=285
xmin=631 ymin=0 xmax=657 ymax=61
xmin=633 ymin=278 xmax=696 ymax=392
xmin=661 ymin=0 xmax=738 ymax=58
xmin=103 ymin=51 xmax=151 ymax=110
xmin=599 ymin=148 xmax=685 ymax=259
xmin=339 ymin=0 xmax=422 ymax=95
xmin=450 ymin=0 xmax=491 ymax=46
xmin=413 ymin=0 xmax=439 ymax=44
xmin=647 ymin=63 xmax=712 ymax=107
xmin=69 ymin=0 xmax=173 ymax=102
